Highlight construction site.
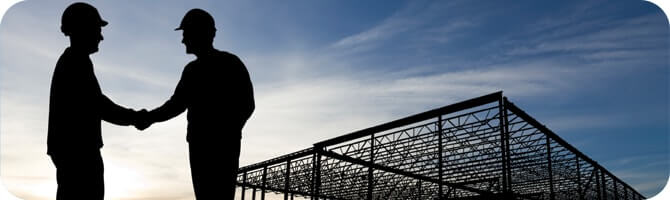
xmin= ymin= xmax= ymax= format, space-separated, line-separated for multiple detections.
xmin=235 ymin=92 xmax=645 ymax=200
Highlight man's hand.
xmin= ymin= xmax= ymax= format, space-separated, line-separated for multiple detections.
xmin=134 ymin=109 xmax=152 ymax=131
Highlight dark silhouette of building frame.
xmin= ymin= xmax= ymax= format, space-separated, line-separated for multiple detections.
xmin=236 ymin=91 xmax=645 ymax=200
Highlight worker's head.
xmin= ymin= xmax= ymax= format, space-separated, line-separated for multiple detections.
xmin=175 ymin=9 xmax=216 ymax=55
xmin=61 ymin=2 xmax=107 ymax=54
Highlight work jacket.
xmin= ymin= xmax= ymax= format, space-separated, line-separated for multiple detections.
xmin=47 ymin=47 xmax=136 ymax=155
xmin=150 ymin=49 xmax=255 ymax=143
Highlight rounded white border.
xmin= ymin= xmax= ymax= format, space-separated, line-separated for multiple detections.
xmin=1 ymin=1 xmax=34 ymax=199
xmin=0 ymin=0 xmax=667 ymax=200
xmin=645 ymin=1 xmax=670 ymax=200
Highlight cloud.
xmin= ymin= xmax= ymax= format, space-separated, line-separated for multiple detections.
xmin=504 ymin=13 xmax=667 ymax=58
xmin=238 ymin=56 xmax=591 ymax=165
xmin=330 ymin=1 xmax=422 ymax=49
xmin=328 ymin=0 xmax=470 ymax=54
xmin=605 ymin=154 xmax=669 ymax=196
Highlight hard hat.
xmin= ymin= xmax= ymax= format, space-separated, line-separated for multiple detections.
xmin=61 ymin=2 xmax=108 ymax=35
xmin=175 ymin=8 xmax=216 ymax=32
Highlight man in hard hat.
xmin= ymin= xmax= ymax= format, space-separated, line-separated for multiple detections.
xmin=47 ymin=2 xmax=145 ymax=199
xmin=138 ymin=8 xmax=255 ymax=199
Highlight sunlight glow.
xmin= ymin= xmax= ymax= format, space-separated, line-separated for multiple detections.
xmin=104 ymin=161 xmax=145 ymax=199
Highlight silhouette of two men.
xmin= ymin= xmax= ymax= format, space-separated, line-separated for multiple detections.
xmin=47 ymin=2 xmax=254 ymax=200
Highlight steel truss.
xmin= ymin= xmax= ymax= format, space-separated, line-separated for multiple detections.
xmin=236 ymin=92 xmax=645 ymax=200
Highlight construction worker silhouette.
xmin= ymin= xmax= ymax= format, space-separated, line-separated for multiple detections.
xmin=139 ymin=8 xmax=255 ymax=199
xmin=47 ymin=2 xmax=146 ymax=199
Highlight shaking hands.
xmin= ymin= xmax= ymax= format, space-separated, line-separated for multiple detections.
xmin=134 ymin=109 xmax=153 ymax=131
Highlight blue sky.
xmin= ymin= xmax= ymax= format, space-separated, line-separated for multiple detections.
xmin=0 ymin=0 xmax=667 ymax=199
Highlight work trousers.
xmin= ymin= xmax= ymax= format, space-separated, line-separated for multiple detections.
xmin=189 ymin=139 xmax=241 ymax=200
xmin=50 ymin=150 xmax=104 ymax=200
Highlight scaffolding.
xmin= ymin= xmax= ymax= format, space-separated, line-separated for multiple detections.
xmin=236 ymin=91 xmax=645 ymax=200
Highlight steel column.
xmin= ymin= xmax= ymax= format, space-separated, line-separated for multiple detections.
xmin=503 ymin=97 xmax=512 ymax=193
xmin=614 ymin=180 xmax=619 ymax=200
xmin=601 ymin=169 xmax=607 ymax=200
xmin=242 ymin=171 xmax=247 ymax=200
xmin=600 ymin=169 xmax=607 ymax=199
xmin=596 ymin=169 xmax=602 ymax=200
xmin=367 ymin=134 xmax=375 ymax=200
xmin=310 ymin=153 xmax=316 ymax=200
xmin=547 ymin=136 xmax=555 ymax=200
xmin=284 ymin=159 xmax=291 ymax=200
xmin=315 ymin=152 xmax=322 ymax=200
xmin=577 ymin=157 xmax=583 ymax=200
xmin=624 ymin=187 xmax=628 ymax=200
xmin=417 ymin=181 xmax=422 ymax=200
xmin=438 ymin=115 xmax=444 ymax=199
xmin=498 ymin=97 xmax=509 ymax=195
xmin=261 ymin=166 xmax=267 ymax=200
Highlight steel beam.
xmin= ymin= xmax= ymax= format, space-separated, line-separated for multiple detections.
xmin=314 ymin=91 xmax=503 ymax=147
xmin=504 ymin=100 xmax=644 ymax=199
xmin=317 ymin=149 xmax=495 ymax=196
xmin=235 ymin=92 xmax=644 ymax=200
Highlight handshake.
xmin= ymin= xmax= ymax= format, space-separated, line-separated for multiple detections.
xmin=133 ymin=109 xmax=154 ymax=130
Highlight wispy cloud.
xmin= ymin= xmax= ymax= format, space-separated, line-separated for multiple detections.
xmin=504 ymin=13 xmax=667 ymax=58
xmin=328 ymin=0 xmax=473 ymax=55
xmin=330 ymin=1 xmax=426 ymax=49
xmin=604 ymin=154 xmax=669 ymax=196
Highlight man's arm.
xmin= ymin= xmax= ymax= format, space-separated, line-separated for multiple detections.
xmin=228 ymin=54 xmax=256 ymax=130
xmin=235 ymin=55 xmax=255 ymax=129
xmin=99 ymin=94 xmax=138 ymax=126
xmin=148 ymin=67 xmax=189 ymax=123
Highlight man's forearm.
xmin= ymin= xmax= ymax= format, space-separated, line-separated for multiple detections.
xmin=100 ymin=95 xmax=138 ymax=126
xmin=149 ymin=98 xmax=186 ymax=123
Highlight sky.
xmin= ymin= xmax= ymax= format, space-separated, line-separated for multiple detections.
xmin=0 ymin=0 xmax=667 ymax=199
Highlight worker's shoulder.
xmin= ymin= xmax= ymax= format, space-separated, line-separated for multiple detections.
xmin=56 ymin=48 xmax=76 ymax=64
xmin=54 ymin=48 xmax=86 ymax=71
xmin=215 ymin=50 xmax=242 ymax=61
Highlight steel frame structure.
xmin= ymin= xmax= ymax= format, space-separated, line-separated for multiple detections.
xmin=236 ymin=92 xmax=645 ymax=200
